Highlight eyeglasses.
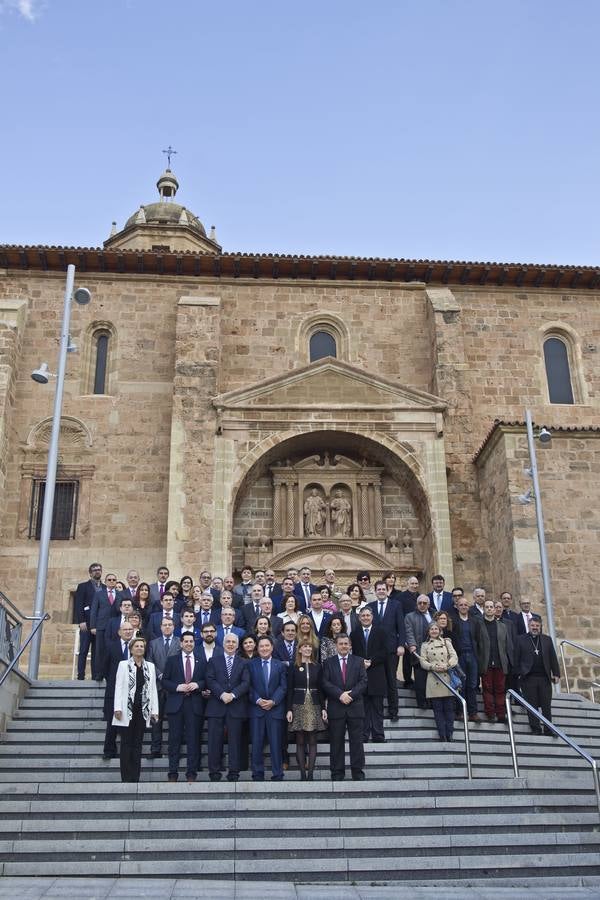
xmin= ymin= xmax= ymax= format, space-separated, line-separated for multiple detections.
xmin=359 ymin=577 xmax=370 ymax=582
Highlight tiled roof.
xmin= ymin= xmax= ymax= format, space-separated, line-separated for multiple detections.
xmin=1 ymin=244 xmax=599 ymax=289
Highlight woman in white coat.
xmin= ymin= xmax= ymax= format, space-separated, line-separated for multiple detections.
xmin=113 ymin=637 xmax=159 ymax=782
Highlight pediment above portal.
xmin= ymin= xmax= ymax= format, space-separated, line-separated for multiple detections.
xmin=213 ymin=358 xmax=446 ymax=414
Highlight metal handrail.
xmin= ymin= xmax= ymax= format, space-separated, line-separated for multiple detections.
xmin=588 ymin=682 xmax=600 ymax=705
xmin=428 ymin=670 xmax=472 ymax=780
xmin=505 ymin=688 xmax=600 ymax=818
xmin=559 ymin=639 xmax=600 ymax=694
xmin=0 ymin=614 xmax=50 ymax=689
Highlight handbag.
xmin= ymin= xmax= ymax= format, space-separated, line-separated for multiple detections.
xmin=445 ymin=640 xmax=464 ymax=691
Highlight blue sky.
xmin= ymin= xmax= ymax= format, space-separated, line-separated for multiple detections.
xmin=1 ymin=0 xmax=599 ymax=265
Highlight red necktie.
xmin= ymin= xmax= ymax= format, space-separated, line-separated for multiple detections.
xmin=341 ymin=657 xmax=347 ymax=684
xmin=185 ymin=655 xmax=192 ymax=683
xmin=159 ymin=584 xmax=164 ymax=598
xmin=109 ymin=590 xmax=115 ymax=605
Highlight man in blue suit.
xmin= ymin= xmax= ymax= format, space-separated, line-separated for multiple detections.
xmin=215 ymin=608 xmax=245 ymax=647
xmin=293 ymin=567 xmax=319 ymax=612
xmin=427 ymin=575 xmax=454 ymax=614
xmin=248 ymin=636 xmax=287 ymax=781
xmin=148 ymin=594 xmax=180 ymax=641
xmin=205 ymin=634 xmax=250 ymax=781
xmin=162 ymin=633 xmax=206 ymax=783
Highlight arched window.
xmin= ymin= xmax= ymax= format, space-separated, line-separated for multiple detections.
xmin=92 ymin=330 xmax=110 ymax=394
xmin=309 ymin=330 xmax=337 ymax=362
xmin=544 ymin=336 xmax=574 ymax=404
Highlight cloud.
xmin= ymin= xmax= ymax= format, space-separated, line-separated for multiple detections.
xmin=0 ymin=0 xmax=41 ymax=21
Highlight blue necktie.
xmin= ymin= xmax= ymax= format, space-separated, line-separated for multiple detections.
xmin=226 ymin=655 xmax=233 ymax=679
xmin=262 ymin=659 xmax=269 ymax=692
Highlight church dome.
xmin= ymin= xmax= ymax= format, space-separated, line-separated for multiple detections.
xmin=104 ymin=163 xmax=220 ymax=254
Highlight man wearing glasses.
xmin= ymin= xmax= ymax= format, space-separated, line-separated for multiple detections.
xmin=73 ymin=562 xmax=104 ymax=680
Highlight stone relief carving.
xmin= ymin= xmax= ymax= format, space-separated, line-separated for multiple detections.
xmin=330 ymin=488 xmax=352 ymax=537
xmin=303 ymin=488 xmax=327 ymax=537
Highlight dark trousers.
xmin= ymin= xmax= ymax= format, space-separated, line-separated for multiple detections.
xmin=521 ymin=674 xmax=553 ymax=729
xmin=458 ymin=650 xmax=479 ymax=715
xmin=402 ymin=651 xmax=413 ymax=685
xmin=77 ymin=628 xmax=96 ymax=680
xmin=207 ymin=714 xmax=244 ymax=776
xmin=250 ymin=715 xmax=283 ymax=779
xmin=328 ymin=715 xmax=365 ymax=777
xmin=103 ymin=721 xmax=119 ymax=756
xmin=384 ymin=652 xmax=399 ymax=716
xmin=363 ymin=695 xmax=385 ymax=740
xmin=431 ymin=697 xmax=455 ymax=739
xmin=150 ymin=691 xmax=167 ymax=753
xmin=95 ymin=629 xmax=109 ymax=680
xmin=482 ymin=667 xmax=506 ymax=719
xmin=119 ymin=706 xmax=145 ymax=782
xmin=167 ymin=700 xmax=201 ymax=778
xmin=413 ymin=662 xmax=427 ymax=707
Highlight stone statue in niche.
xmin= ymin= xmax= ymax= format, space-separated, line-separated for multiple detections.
xmin=304 ymin=488 xmax=326 ymax=537
xmin=330 ymin=489 xmax=352 ymax=537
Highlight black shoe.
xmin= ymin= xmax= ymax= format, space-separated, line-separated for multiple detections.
xmin=226 ymin=773 xmax=239 ymax=782
xmin=351 ymin=770 xmax=366 ymax=781
xmin=543 ymin=727 xmax=557 ymax=737
xmin=300 ymin=769 xmax=307 ymax=780
xmin=331 ymin=773 xmax=345 ymax=781
xmin=403 ymin=681 xmax=414 ymax=688
xmin=167 ymin=774 xmax=178 ymax=782
xmin=209 ymin=773 xmax=222 ymax=782
xmin=390 ymin=715 xmax=399 ymax=722
xmin=252 ymin=775 xmax=265 ymax=781
xmin=307 ymin=771 xmax=314 ymax=780
xmin=102 ymin=754 xmax=114 ymax=762
xmin=372 ymin=737 xmax=387 ymax=743
xmin=531 ymin=726 xmax=542 ymax=735
xmin=149 ymin=751 xmax=163 ymax=759
xmin=271 ymin=774 xmax=284 ymax=781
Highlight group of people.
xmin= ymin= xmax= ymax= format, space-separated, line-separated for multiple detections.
xmin=74 ymin=563 xmax=561 ymax=782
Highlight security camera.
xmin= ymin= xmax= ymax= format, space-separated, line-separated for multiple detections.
xmin=73 ymin=287 xmax=91 ymax=306
xmin=538 ymin=427 xmax=552 ymax=444
xmin=518 ymin=489 xmax=533 ymax=505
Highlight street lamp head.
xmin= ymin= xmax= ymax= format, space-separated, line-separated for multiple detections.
xmin=538 ymin=426 xmax=552 ymax=444
xmin=31 ymin=363 xmax=51 ymax=384
xmin=73 ymin=287 xmax=91 ymax=306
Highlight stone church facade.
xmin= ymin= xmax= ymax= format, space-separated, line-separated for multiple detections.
xmin=0 ymin=168 xmax=598 ymax=678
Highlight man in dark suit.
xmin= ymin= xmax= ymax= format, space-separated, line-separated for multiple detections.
xmin=351 ymin=607 xmax=388 ymax=743
xmin=90 ymin=571 xmax=116 ymax=681
xmin=514 ymin=615 xmax=560 ymax=735
xmin=162 ymin=633 xmax=206 ymax=782
xmin=73 ymin=562 xmax=103 ymax=680
xmin=322 ymin=634 xmax=368 ymax=780
xmin=148 ymin=565 xmax=170 ymax=613
xmin=148 ymin=594 xmax=180 ymax=640
xmin=196 ymin=594 xmax=221 ymax=631
xmin=293 ymin=567 xmax=319 ymax=612
xmin=515 ymin=597 xmax=536 ymax=635
xmin=263 ymin=569 xmax=283 ymax=611
xmin=248 ymin=636 xmax=287 ymax=781
xmin=147 ymin=617 xmax=180 ymax=758
xmin=241 ymin=595 xmax=283 ymax=637
xmin=339 ymin=594 xmax=359 ymax=635
xmin=106 ymin=598 xmax=134 ymax=641
xmin=205 ymin=633 xmax=250 ymax=781
xmin=175 ymin=608 xmax=203 ymax=646
xmin=273 ymin=621 xmax=298 ymax=667
xmin=500 ymin=591 xmax=520 ymax=626
xmin=399 ymin=575 xmax=420 ymax=686
xmin=367 ymin=580 xmax=405 ymax=721
xmin=428 ymin=575 xmax=454 ymax=614
xmin=308 ymin=592 xmax=332 ymax=640
xmin=101 ymin=621 xmax=133 ymax=760
xmin=240 ymin=584 xmax=266 ymax=631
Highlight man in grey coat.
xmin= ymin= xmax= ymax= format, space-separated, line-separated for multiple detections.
xmin=405 ymin=594 xmax=434 ymax=709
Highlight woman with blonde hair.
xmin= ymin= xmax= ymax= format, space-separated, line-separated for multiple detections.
xmin=419 ymin=621 xmax=458 ymax=742
xmin=286 ymin=640 xmax=327 ymax=779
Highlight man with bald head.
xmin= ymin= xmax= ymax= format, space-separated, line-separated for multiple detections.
xmin=206 ymin=633 xmax=250 ymax=781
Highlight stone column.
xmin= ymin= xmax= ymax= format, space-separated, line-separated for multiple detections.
xmin=285 ymin=478 xmax=296 ymax=537
xmin=0 ymin=299 xmax=28 ymax=521
xmin=373 ymin=481 xmax=383 ymax=536
xmin=358 ymin=478 xmax=370 ymax=537
xmin=273 ymin=479 xmax=282 ymax=536
xmin=167 ymin=294 xmax=221 ymax=574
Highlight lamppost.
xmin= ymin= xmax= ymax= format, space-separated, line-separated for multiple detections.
xmin=522 ymin=409 xmax=558 ymax=664
xmin=28 ymin=264 xmax=91 ymax=679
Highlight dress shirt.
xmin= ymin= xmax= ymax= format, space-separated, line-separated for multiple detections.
xmin=202 ymin=643 xmax=215 ymax=661
xmin=182 ymin=652 xmax=194 ymax=683
xmin=377 ymin=599 xmax=387 ymax=618
xmin=433 ymin=591 xmax=443 ymax=611
xmin=120 ymin=640 xmax=129 ymax=659
xmin=312 ymin=610 xmax=324 ymax=631
xmin=301 ymin=583 xmax=311 ymax=606
xmin=520 ymin=611 xmax=532 ymax=633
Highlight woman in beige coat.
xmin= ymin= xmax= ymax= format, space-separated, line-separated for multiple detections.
xmin=419 ymin=622 xmax=458 ymax=742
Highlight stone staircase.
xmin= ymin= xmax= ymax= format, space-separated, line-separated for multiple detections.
xmin=0 ymin=681 xmax=599 ymax=884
